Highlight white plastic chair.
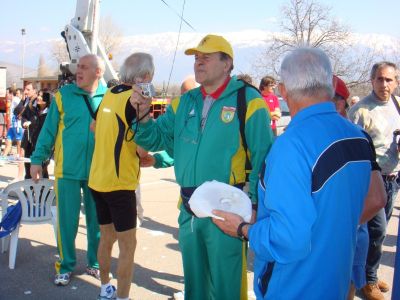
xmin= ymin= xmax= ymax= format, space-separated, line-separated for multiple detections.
xmin=0 ymin=179 xmax=56 ymax=269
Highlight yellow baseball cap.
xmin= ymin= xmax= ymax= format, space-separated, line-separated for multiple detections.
xmin=185 ymin=34 xmax=234 ymax=59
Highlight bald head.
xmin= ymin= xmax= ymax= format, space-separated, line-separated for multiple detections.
xmin=76 ymin=54 xmax=105 ymax=92
xmin=180 ymin=76 xmax=199 ymax=95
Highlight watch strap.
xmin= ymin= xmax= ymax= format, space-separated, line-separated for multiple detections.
xmin=237 ymin=221 xmax=249 ymax=241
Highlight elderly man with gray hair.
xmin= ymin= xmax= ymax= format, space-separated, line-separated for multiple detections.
xmin=88 ymin=52 xmax=155 ymax=300
xmin=213 ymin=47 xmax=374 ymax=299
xmin=30 ymin=54 xmax=107 ymax=286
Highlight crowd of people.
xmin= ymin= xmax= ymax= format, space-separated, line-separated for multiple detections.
xmin=0 ymin=83 xmax=53 ymax=180
xmin=1 ymin=33 xmax=398 ymax=300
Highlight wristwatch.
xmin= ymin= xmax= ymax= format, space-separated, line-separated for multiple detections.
xmin=237 ymin=222 xmax=250 ymax=241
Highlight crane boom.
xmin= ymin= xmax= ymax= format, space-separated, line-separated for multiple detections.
xmin=61 ymin=0 xmax=118 ymax=83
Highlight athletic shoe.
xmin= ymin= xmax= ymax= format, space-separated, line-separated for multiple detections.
xmin=377 ymin=279 xmax=389 ymax=292
xmin=86 ymin=266 xmax=101 ymax=280
xmin=173 ymin=291 xmax=184 ymax=300
xmin=54 ymin=272 xmax=72 ymax=286
xmin=86 ymin=266 xmax=113 ymax=280
xmin=97 ymin=285 xmax=117 ymax=300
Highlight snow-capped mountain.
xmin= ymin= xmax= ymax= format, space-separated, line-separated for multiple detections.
xmin=0 ymin=30 xmax=398 ymax=86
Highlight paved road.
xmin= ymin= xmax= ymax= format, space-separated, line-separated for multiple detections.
xmin=0 ymin=161 xmax=398 ymax=299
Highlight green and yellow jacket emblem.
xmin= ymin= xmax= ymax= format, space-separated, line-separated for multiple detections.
xmin=221 ymin=106 xmax=236 ymax=123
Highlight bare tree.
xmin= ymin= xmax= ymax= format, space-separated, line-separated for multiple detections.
xmin=50 ymin=40 xmax=70 ymax=66
xmin=99 ymin=15 xmax=123 ymax=58
xmin=37 ymin=54 xmax=53 ymax=77
xmin=254 ymin=0 xmax=377 ymax=88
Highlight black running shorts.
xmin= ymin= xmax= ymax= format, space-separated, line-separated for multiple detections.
xmin=90 ymin=189 xmax=137 ymax=232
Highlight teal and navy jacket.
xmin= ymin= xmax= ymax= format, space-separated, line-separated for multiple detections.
xmin=30 ymin=83 xmax=106 ymax=180
xmin=134 ymin=76 xmax=273 ymax=203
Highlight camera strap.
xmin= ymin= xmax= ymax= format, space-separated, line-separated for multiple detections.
xmin=391 ymin=95 xmax=400 ymax=117
xmin=82 ymin=94 xmax=97 ymax=120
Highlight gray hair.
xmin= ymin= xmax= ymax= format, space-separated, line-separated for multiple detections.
xmin=280 ymin=47 xmax=334 ymax=102
xmin=370 ymin=61 xmax=399 ymax=80
xmin=119 ymin=53 xmax=155 ymax=84
xmin=80 ymin=54 xmax=105 ymax=74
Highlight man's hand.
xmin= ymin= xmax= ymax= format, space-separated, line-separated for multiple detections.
xmin=140 ymin=154 xmax=156 ymax=167
xmin=23 ymin=121 xmax=31 ymax=128
xmin=250 ymin=209 xmax=257 ymax=223
xmin=90 ymin=120 xmax=96 ymax=132
xmin=129 ymin=86 xmax=152 ymax=123
xmin=30 ymin=164 xmax=43 ymax=183
xmin=270 ymin=110 xmax=281 ymax=121
xmin=212 ymin=210 xmax=244 ymax=238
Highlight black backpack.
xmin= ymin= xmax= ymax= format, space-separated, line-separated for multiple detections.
xmin=236 ymin=80 xmax=262 ymax=181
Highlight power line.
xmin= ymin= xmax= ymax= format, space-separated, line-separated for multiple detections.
xmin=160 ymin=0 xmax=196 ymax=32
xmin=165 ymin=0 xmax=187 ymax=95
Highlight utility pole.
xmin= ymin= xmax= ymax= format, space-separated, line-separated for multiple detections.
xmin=21 ymin=28 xmax=26 ymax=80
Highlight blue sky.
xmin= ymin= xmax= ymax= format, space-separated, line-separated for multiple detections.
xmin=0 ymin=0 xmax=399 ymax=83
xmin=1 ymin=0 xmax=399 ymax=43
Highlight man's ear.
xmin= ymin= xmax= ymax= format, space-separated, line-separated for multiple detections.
xmin=96 ymin=67 xmax=104 ymax=79
xmin=223 ymin=58 xmax=233 ymax=73
xmin=278 ymin=83 xmax=287 ymax=99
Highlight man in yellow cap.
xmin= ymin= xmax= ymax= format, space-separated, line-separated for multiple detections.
xmin=130 ymin=34 xmax=273 ymax=300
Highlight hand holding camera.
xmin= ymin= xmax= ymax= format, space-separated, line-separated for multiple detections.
xmin=130 ymin=82 xmax=155 ymax=123
xmin=136 ymin=83 xmax=155 ymax=99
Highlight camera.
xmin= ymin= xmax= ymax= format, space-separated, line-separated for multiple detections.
xmin=136 ymin=83 xmax=155 ymax=98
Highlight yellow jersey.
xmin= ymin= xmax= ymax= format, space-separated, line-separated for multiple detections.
xmin=89 ymin=84 xmax=140 ymax=192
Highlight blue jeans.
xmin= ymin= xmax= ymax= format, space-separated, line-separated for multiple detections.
xmin=366 ymin=174 xmax=399 ymax=283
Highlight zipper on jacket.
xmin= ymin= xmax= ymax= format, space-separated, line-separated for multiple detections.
xmin=193 ymin=98 xmax=216 ymax=183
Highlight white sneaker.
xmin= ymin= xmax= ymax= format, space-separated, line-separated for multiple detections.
xmin=98 ymin=285 xmax=116 ymax=300
xmin=173 ymin=291 xmax=184 ymax=300
xmin=54 ymin=272 xmax=72 ymax=286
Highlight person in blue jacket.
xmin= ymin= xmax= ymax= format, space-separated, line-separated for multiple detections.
xmin=213 ymin=47 xmax=375 ymax=299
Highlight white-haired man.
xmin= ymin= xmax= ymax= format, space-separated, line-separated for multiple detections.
xmin=213 ymin=47 xmax=373 ymax=299
xmin=30 ymin=54 xmax=107 ymax=286
xmin=89 ymin=52 xmax=155 ymax=300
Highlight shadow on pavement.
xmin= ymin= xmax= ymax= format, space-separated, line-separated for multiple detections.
xmin=141 ymin=216 xmax=179 ymax=240
xmin=381 ymin=249 xmax=396 ymax=268
xmin=161 ymin=178 xmax=177 ymax=184
xmin=0 ymin=237 xmax=99 ymax=300
xmin=0 ymin=174 xmax=14 ymax=183
xmin=384 ymin=234 xmax=398 ymax=247
xmin=133 ymin=262 xmax=184 ymax=297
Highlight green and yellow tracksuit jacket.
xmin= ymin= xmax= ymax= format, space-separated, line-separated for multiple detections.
xmin=134 ymin=76 xmax=273 ymax=203
xmin=30 ymin=83 xmax=107 ymax=178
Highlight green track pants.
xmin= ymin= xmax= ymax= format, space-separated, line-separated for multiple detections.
xmin=54 ymin=178 xmax=100 ymax=274
xmin=178 ymin=206 xmax=248 ymax=300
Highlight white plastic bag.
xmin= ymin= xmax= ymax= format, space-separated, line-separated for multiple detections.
xmin=189 ymin=180 xmax=252 ymax=222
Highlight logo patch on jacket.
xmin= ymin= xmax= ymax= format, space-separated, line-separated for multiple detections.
xmin=221 ymin=106 xmax=236 ymax=123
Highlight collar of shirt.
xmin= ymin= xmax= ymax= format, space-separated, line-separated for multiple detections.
xmin=371 ymin=91 xmax=390 ymax=105
xmin=200 ymin=76 xmax=231 ymax=100
xmin=261 ymin=91 xmax=275 ymax=97
xmin=288 ymin=101 xmax=336 ymax=130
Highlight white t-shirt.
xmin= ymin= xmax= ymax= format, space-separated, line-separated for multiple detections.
xmin=10 ymin=96 xmax=21 ymax=115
